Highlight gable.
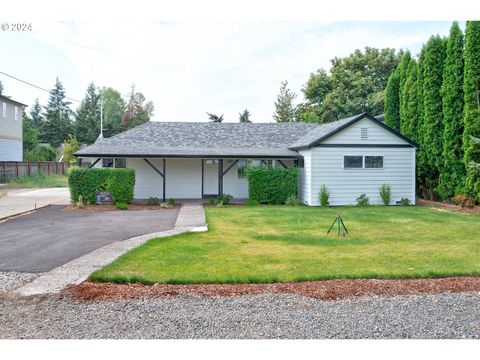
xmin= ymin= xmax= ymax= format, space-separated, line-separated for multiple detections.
xmin=321 ymin=117 xmax=411 ymax=146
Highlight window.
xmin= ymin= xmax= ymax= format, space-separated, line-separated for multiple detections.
xmin=237 ymin=159 xmax=269 ymax=179
xmin=344 ymin=156 xmax=363 ymax=169
xmin=344 ymin=155 xmax=384 ymax=169
xmin=102 ymin=158 xmax=114 ymax=168
xmin=365 ymin=156 xmax=383 ymax=168
xmin=14 ymin=106 xmax=18 ymax=120
xmin=361 ymin=128 xmax=368 ymax=140
xmin=115 ymin=158 xmax=126 ymax=168
xmin=2 ymin=102 xmax=6 ymax=117
xmin=205 ymin=159 xmax=219 ymax=165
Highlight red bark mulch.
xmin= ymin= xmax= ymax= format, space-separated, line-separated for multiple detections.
xmin=64 ymin=277 xmax=480 ymax=302
xmin=416 ymin=199 xmax=480 ymax=214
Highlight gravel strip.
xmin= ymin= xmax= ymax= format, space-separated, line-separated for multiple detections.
xmin=0 ymin=272 xmax=43 ymax=293
xmin=1 ymin=292 xmax=479 ymax=339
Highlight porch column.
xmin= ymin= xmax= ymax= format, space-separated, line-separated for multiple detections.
xmin=218 ymin=159 xmax=224 ymax=196
xmin=162 ymin=159 xmax=166 ymax=202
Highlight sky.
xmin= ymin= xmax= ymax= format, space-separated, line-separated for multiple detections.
xmin=0 ymin=21 xmax=458 ymax=123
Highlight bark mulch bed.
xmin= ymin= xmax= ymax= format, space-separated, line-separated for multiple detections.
xmin=64 ymin=277 xmax=480 ymax=302
xmin=416 ymin=199 xmax=480 ymax=214
xmin=62 ymin=203 xmax=181 ymax=212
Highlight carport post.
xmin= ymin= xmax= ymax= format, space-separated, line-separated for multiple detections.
xmin=163 ymin=159 xmax=166 ymax=202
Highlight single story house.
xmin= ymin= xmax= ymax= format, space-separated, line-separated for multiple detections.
xmin=0 ymin=95 xmax=26 ymax=161
xmin=75 ymin=112 xmax=418 ymax=206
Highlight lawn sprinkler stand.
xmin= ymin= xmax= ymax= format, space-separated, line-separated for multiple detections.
xmin=327 ymin=213 xmax=348 ymax=236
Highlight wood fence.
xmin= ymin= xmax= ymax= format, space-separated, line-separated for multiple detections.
xmin=0 ymin=161 xmax=83 ymax=181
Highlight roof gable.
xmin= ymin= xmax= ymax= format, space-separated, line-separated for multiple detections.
xmin=289 ymin=113 xmax=418 ymax=149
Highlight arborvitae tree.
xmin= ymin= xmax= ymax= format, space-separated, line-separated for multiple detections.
xmin=39 ymin=78 xmax=73 ymax=148
xmin=438 ymin=22 xmax=465 ymax=199
xmin=416 ymin=47 xmax=427 ymax=195
xmin=420 ymin=35 xmax=446 ymax=199
xmin=400 ymin=59 xmax=419 ymax=141
xmin=75 ymin=82 xmax=101 ymax=144
xmin=273 ymin=80 xmax=297 ymax=122
xmin=206 ymin=113 xmax=224 ymax=122
xmin=22 ymin=113 xmax=38 ymax=155
xmin=239 ymin=109 xmax=251 ymax=123
xmin=29 ymin=98 xmax=43 ymax=127
xmin=462 ymin=21 xmax=480 ymax=199
xmin=384 ymin=68 xmax=401 ymax=130
xmin=398 ymin=51 xmax=412 ymax=91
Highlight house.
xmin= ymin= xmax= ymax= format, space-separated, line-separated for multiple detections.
xmin=0 ymin=95 xmax=26 ymax=161
xmin=75 ymin=112 xmax=418 ymax=206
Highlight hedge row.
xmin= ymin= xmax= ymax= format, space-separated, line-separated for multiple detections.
xmin=68 ymin=168 xmax=135 ymax=204
xmin=246 ymin=167 xmax=298 ymax=204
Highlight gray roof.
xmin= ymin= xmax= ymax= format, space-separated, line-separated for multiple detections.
xmin=75 ymin=112 xmax=416 ymax=158
xmin=75 ymin=121 xmax=319 ymax=158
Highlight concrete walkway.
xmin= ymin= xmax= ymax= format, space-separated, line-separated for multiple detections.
xmin=16 ymin=203 xmax=207 ymax=296
xmin=0 ymin=187 xmax=69 ymax=221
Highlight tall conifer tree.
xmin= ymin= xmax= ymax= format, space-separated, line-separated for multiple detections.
xmin=438 ymin=22 xmax=465 ymax=199
xmin=384 ymin=68 xmax=401 ymax=130
xmin=463 ymin=21 xmax=480 ymax=199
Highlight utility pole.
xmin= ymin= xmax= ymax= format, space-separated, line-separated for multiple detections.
xmin=99 ymin=94 xmax=104 ymax=142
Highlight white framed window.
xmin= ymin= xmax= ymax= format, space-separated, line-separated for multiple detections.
xmin=103 ymin=158 xmax=127 ymax=168
xmin=102 ymin=158 xmax=114 ymax=168
xmin=114 ymin=158 xmax=126 ymax=168
xmin=237 ymin=159 xmax=269 ymax=179
xmin=14 ymin=106 xmax=18 ymax=120
xmin=343 ymin=155 xmax=383 ymax=169
xmin=2 ymin=102 xmax=6 ymax=118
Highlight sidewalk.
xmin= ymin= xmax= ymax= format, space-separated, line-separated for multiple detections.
xmin=0 ymin=187 xmax=70 ymax=221
xmin=16 ymin=203 xmax=207 ymax=296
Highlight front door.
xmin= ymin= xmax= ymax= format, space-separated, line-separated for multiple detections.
xmin=203 ymin=159 xmax=218 ymax=197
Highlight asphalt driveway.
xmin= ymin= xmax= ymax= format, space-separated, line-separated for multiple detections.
xmin=0 ymin=205 xmax=180 ymax=273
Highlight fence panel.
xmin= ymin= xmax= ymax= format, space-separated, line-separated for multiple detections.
xmin=0 ymin=161 xmax=86 ymax=182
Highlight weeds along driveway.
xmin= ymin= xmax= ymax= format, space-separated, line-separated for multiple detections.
xmin=0 ymin=205 xmax=180 ymax=273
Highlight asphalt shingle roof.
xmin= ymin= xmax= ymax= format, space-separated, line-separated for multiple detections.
xmin=75 ymin=112 xmax=410 ymax=158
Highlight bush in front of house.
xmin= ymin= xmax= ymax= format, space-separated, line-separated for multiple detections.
xmin=247 ymin=167 xmax=299 ymax=205
xmin=319 ymin=184 xmax=330 ymax=207
xmin=116 ymin=202 xmax=128 ymax=210
xmin=379 ymin=183 xmax=392 ymax=205
xmin=356 ymin=193 xmax=370 ymax=206
xmin=147 ymin=197 xmax=160 ymax=205
xmin=217 ymin=194 xmax=233 ymax=206
xmin=68 ymin=168 xmax=135 ymax=205
xmin=285 ymin=195 xmax=300 ymax=206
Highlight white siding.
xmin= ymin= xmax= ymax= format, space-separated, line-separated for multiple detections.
xmin=223 ymin=159 xmax=248 ymax=198
xmin=0 ymin=139 xmax=23 ymax=161
xmin=298 ymin=150 xmax=312 ymax=205
xmin=323 ymin=117 xmax=410 ymax=145
xmin=128 ymin=158 xmax=202 ymax=199
xmin=309 ymin=147 xmax=416 ymax=206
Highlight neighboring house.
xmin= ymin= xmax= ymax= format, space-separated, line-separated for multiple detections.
xmin=0 ymin=95 xmax=26 ymax=161
xmin=75 ymin=113 xmax=418 ymax=206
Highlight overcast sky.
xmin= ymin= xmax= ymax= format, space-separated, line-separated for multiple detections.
xmin=1 ymin=21 xmax=456 ymax=122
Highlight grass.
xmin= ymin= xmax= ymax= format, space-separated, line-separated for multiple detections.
xmin=0 ymin=172 xmax=68 ymax=189
xmin=89 ymin=205 xmax=480 ymax=284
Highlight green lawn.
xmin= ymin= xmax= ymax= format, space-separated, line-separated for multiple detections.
xmin=89 ymin=205 xmax=480 ymax=284
xmin=1 ymin=173 xmax=68 ymax=189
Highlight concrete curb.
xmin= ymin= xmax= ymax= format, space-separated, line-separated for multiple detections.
xmin=15 ymin=204 xmax=208 ymax=296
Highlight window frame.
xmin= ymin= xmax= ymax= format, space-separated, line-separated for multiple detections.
xmin=343 ymin=155 xmax=384 ymax=170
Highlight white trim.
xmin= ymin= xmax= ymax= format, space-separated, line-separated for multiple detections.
xmin=342 ymin=154 xmax=384 ymax=170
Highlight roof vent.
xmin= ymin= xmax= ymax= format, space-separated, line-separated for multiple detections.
xmin=361 ymin=128 xmax=368 ymax=140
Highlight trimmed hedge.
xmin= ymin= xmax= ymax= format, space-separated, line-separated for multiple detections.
xmin=246 ymin=167 xmax=298 ymax=204
xmin=68 ymin=168 xmax=135 ymax=204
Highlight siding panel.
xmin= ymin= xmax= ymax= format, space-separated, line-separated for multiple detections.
xmin=0 ymin=139 xmax=23 ymax=161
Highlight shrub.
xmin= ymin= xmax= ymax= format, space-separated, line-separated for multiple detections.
xmin=246 ymin=199 xmax=259 ymax=206
xmin=452 ymin=194 xmax=476 ymax=208
xmin=208 ymin=198 xmax=216 ymax=205
xmin=399 ymin=197 xmax=411 ymax=206
xmin=247 ymin=167 xmax=298 ymax=204
xmin=379 ymin=183 xmax=392 ymax=205
xmin=217 ymin=194 xmax=233 ymax=206
xmin=68 ymin=168 xmax=135 ymax=205
xmin=356 ymin=193 xmax=369 ymax=206
xmin=160 ymin=203 xmax=171 ymax=208
xmin=116 ymin=202 xmax=128 ymax=210
xmin=167 ymin=197 xmax=176 ymax=206
xmin=285 ymin=195 xmax=300 ymax=206
xmin=147 ymin=197 xmax=160 ymax=205
xmin=319 ymin=184 xmax=330 ymax=207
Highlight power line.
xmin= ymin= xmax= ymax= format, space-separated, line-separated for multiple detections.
xmin=0 ymin=71 xmax=81 ymax=103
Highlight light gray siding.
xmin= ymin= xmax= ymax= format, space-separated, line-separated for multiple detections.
xmin=323 ymin=117 xmax=410 ymax=145
xmin=309 ymin=146 xmax=416 ymax=206
xmin=0 ymin=139 xmax=23 ymax=161
xmin=0 ymin=100 xmax=23 ymax=161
